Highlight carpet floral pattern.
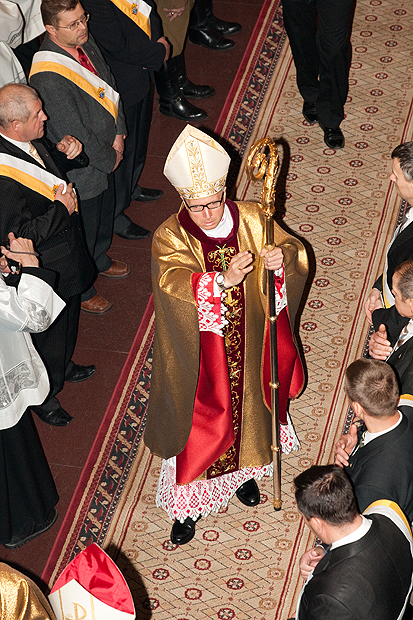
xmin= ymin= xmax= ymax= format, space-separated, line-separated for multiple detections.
xmin=43 ymin=0 xmax=413 ymax=618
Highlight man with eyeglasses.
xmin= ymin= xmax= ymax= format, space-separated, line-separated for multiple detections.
xmin=29 ymin=0 xmax=131 ymax=315
xmin=145 ymin=125 xmax=309 ymax=545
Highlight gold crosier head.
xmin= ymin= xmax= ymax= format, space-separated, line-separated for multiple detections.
xmin=245 ymin=137 xmax=279 ymax=217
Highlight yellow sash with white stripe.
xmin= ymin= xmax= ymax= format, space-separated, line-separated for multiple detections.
xmin=30 ymin=51 xmax=120 ymax=121
xmin=364 ymin=499 xmax=412 ymax=539
xmin=109 ymin=0 xmax=151 ymax=38
xmin=0 ymin=153 xmax=67 ymax=202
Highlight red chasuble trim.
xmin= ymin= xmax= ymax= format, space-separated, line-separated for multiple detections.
xmin=176 ymin=273 xmax=235 ymax=485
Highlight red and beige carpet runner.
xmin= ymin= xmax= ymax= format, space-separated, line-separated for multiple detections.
xmin=43 ymin=0 xmax=413 ymax=617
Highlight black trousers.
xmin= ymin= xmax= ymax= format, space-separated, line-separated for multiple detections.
xmin=282 ymin=0 xmax=353 ymax=128
xmin=113 ymin=87 xmax=154 ymax=233
xmin=79 ymin=176 xmax=115 ymax=301
xmin=32 ymin=294 xmax=80 ymax=411
xmin=0 ymin=410 xmax=58 ymax=544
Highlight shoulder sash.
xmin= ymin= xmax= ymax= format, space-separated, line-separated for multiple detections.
xmin=0 ymin=153 xmax=66 ymax=201
xmin=364 ymin=499 xmax=413 ymax=548
xmin=109 ymin=0 xmax=151 ymax=38
xmin=30 ymin=51 xmax=119 ymax=121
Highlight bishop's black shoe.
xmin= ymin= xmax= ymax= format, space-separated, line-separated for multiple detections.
xmin=170 ymin=516 xmax=200 ymax=545
xmin=236 ymin=479 xmax=260 ymax=506
xmin=320 ymin=125 xmax=345 ymax=149
xmin=302 ymin=101 xmax=318 ymax=124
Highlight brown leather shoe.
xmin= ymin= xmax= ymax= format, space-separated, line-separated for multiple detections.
xmin=81 ymin=294 xmax=112 ymax=314
xmin=100 ymin=260 xmax=131 ymax=279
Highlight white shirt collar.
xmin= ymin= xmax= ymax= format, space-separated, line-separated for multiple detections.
xmin=363 ymin=410 xmax=402 ymax=446
xmin=0 ymin=132 xmax=33 ymax=156
xmin=330 ymin=515 xmax=372 ymax=550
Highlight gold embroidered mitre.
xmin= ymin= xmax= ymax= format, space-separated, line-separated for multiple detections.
xmin=164 ymin=125 xmax=230 ymax=199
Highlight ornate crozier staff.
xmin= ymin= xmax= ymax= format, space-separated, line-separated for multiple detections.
xmin=245 ymin=137 xmax=282 ymax=510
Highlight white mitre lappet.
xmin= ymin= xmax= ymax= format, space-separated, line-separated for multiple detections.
xmin=164 ymin=125 xmax=231 ymax=200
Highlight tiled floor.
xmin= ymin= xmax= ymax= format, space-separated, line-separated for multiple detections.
xmin=0 ymin=0 xmax=265 ymax=586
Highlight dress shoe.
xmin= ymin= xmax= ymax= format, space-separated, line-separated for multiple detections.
xmin=131 ymin=186 xmax=163 ymax=202
xmin=236 ymin=479 xmax=260 ymax=506
xmin=208 ymin=16 xmax=241 ymax=35
xmin=100 ymin=260 xmax=131 ymax=279
xmin=65 ymin=363 xmax=96 ymax=383
xmin=188 ymin=26 xmax=234 ymax=50
xmin=302 ymin=101 xmax=318 ymax=124
xmin=32 ymin=405 xmax=73 ymax=426
xmin=4 ymin=508 xmax=58 ymax=549
xmin=175 ymin=52 xmax=215 ymax=100
xmin=116 ymin=222 xmax=151 ymax=240
xmin=159 ymin=95 xmax=208 ymax=121
xmin=320 ymin=125 xmax=345 ymax=149
xmin=81 ymin=294 xmax=112 ymax=315
xmin=170 ymin=516 xmax=199 ymax=545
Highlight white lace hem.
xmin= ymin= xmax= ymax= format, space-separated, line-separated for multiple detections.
xmin=156 ymin=414 xmax=299 ymax=522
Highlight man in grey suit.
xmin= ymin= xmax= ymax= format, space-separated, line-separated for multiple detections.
xmin=30 ymin=0 xmax=130 ymax=315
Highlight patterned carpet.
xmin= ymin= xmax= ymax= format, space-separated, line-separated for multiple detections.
xmin=43 ymin=0 xmax=413 ymax=618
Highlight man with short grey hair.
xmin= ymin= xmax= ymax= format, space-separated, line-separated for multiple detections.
xmin=0 ymin=82 xmax=95 ymax=426
xmin=365 ymin=141 xmax=413 ymax=324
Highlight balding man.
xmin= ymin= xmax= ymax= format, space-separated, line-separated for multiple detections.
xmin=0 ymin=83 xmax=95 ymax=426
xmin=365 ymin=142 xmax=413 ymax=325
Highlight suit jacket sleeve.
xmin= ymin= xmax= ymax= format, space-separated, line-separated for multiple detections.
xmin=299 ymin=593 xmax=356 ymax=620
xmin=30 ymin=72 xmax=117 ymax=174
xmin=0 ymin=178 xmax=71 ymax=246
xmin=372 ymin=305 xmax=410 ymax=345
xmin=83 ymin=0 xmax=165 ymax=71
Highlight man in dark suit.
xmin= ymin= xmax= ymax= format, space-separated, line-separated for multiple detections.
xmin=334 ymin=358 xmax=413 ymax=521
xmin=282 ymin=0 xmax=353 ymax=149
xmin=31 ymin=0 xmax=130 ymax=315
xmin=292 ymin=465 xmax=413 ymax=620
xmin=82 ymin=0 xmax=170 ymax=240
xmin=368 ymin=260 xmax=413 ymax=399
xmin=365 ymin=142 xmax=413 ymax=324
xmin=0 ymin=83 xmax=95 ymax=426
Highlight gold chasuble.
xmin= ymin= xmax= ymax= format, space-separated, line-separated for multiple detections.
xmin=146 ymin=200 xmax=308 ymax=484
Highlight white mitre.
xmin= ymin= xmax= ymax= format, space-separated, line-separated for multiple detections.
xmin=164 ymin=125 xmax=231 ymax=199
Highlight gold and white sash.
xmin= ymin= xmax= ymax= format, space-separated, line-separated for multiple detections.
xmin=0 ymin=152 xmax=67 ymax=201
xmin=30 ymin=51 xmax=120 ymax=121
xmin=109 ymin=0 xmax=151 ymax=38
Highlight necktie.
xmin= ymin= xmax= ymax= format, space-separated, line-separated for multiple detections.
xmin=358 ymin=430 xmax=367 ymax=449
xmin=29 ymin=142 xmax=45 ymax=166
xmin=76 ymin=47 xmax=98 ymax=76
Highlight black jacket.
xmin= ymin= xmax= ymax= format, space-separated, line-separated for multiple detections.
xmin=345 ymin=411 xmax=413 ymax=521
xmin=0 ymin=135 xmax=94 ymax=299
xmin=298 ymin=514 xmax=413 ymax=620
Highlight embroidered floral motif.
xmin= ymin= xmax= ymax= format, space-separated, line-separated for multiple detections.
xmin=0 ymin=358 xmax=44 ymax=410
xmin=195 ymin=273 xmax=223 ymax=336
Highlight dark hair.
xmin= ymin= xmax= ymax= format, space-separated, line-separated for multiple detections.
xmin=344 ymin=358 xmax=399 ymax=418
xmin=41 ymin=0 xmax=80 ymax=27
xmin=391 ymin=142 xmax=413 ymax=182
xmin=294 ymin=465 xmax=358 ymax=525
xmin=394 ymin=259 xmax=413 ymax=302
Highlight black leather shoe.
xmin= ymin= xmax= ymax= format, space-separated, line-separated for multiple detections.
xmin=208 ymin=16 xmax=241 ymax=35
xmin=236 ymin=479 xmax=260 ymax=506
xmin=188 ymin=27 xmax=234 ymax=50
xmin=180 ymin=80 xmax=215 ymax=100
xmin=302 ymin=101 xmax=318 ymax=124
xmin=32 ymin=406 xmax=73 ymax=426
xmin=65 ymin=363 xmax=96 ymax=383
xmin=321 ymin=125 xmax=345 ymax=149
xmin=116 ymin=222 xmax=151 ymax=240
xmin=131 ymin=186 xmax=163 ymax=202
xmin=170 ymin=516 xmax=199 ymax=545
xmin=159 ymin=95 xmax=207 ymax=121
xmin=4 ymin=508 xmax=58 ymax=549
